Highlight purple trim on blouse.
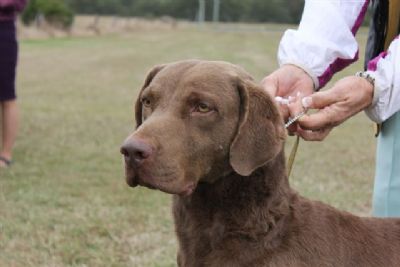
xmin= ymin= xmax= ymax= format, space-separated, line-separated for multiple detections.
xmin=317 ymin=0 xmax=370 ymax=88
xmin=367 ymin=51 xmax=388 ymax=72
xmin=366 ymin=35 xmax=399 ymax=71
xmin=351 ymin=0 xmax=370 ymax=34
xmin=318 ymin=50 xmax=360 ymax=87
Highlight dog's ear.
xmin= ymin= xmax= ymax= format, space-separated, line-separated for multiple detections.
xmin=229 ymin=79 xmax=285 ymax=176
xmin=135 ymin=64 xmax=166 ymax=127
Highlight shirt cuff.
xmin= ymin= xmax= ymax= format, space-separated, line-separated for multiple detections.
xmin=364 ymin=70 xmax=384 ymax=123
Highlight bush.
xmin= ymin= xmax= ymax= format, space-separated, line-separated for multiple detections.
xmin=22 ymin=0 xmax=74 ymax=29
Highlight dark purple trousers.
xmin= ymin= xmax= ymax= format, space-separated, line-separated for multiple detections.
xmin=0 ymin=20 xmax=18 ymax=101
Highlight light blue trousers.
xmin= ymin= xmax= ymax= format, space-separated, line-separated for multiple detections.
xmin=373 ymin=112 xmax=400 ymax=217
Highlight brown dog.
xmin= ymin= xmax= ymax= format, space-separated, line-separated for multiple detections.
xmin=121 ymin=60 xmax=400 ymax=267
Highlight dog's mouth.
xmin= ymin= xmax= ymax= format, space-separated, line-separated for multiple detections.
xmin=138 ymin=178 xmax=196 ymax=196
xmin=124 ymin=165 xmax=197 ymax=196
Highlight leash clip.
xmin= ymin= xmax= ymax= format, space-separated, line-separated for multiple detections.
xmin=285 ymin=111 xmax=306 ymax=128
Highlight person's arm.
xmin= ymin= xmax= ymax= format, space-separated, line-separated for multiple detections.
xmin=364 ymin=36 xmax=400 ymax=123
xmin=292 ymin=36 xmax=400 ymax=141
xmin=278 ymin=0 xmax=370 ymax=90
xmin=262 ymin=0 xmax=370 ymax=125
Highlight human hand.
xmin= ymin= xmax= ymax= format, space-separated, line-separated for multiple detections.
xmin=261 ymin=64 xmax=314 ymax=122
xmin=291 ymin=76 xmax=374 ymax=141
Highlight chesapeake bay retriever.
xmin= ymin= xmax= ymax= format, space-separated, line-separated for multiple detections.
xmin=120 ymin=60 xmax=400 ymax=267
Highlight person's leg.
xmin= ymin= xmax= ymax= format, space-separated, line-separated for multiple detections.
xmin=372 ymin=111 xmax=400 ymax=217
xmin=0 ymin=99 xmax=19 ymax=166
xmin=0 ymin=20 xmax=18 ymax=168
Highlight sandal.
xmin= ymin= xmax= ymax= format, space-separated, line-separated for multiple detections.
xmin=0 ymin=156 xmax=12 ymax=168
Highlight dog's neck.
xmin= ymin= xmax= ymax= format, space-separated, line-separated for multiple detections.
xmin=175 ymin=148 xmax=293 ymax=247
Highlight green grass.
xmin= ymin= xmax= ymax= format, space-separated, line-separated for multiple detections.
xmin=0 ymin=26 xmax=375 ymax=266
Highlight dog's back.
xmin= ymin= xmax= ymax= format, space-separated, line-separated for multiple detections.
xmin=173 ymin=171 xmax=400 ymax=267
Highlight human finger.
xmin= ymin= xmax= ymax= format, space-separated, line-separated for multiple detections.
xmin=298 ymin=109 xmax=334 ymax=130
xmin=297 ymin=127 xmax=332 ymax=141
xmin=260 ymin=76 xmax=278 ymax=97
xmin=298 ymin=105 xmax=346 ymax=130
xmin=301 ymin=89 xmax=341 ymax=110
xmin=279 ymin=103 xmax=290 ymax=122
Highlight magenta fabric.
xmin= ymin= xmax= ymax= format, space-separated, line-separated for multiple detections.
xmin=351 ymin=0 xmax=370 ymax=34
xmin=367 ymin=51 xmax=388 ymax=72
xmin=0 ymin=0 xmax=27 ymax=21
xmin=318 ymin=51 xmax=360 ymax=88
xmin=367 ymin=34 xmax=399 ymax=71
xmin=317 ymin=0 xmax=370 ymax=88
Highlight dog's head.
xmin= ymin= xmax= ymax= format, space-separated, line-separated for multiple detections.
xmin=121 ymin=60 xmax=285 ymax=196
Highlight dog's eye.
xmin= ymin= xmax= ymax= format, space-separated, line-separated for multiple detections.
xmin=196 ymin=102 xmax=212 ymax=113
xmin=142 ymin=98 xmax=152 ymax=108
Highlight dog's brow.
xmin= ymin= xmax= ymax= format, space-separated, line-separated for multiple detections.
xmin=186 ymin=91 xmax=218 ymax=104
xmin=141 ymin=87 xmax=160 ymax=99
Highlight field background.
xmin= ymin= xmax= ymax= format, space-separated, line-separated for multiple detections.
xmin=0 ymin=20 xmax=375 ymax=267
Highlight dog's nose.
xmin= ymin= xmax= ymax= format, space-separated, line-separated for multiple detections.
xmin=120 ymin=139 xmax=153 ymax=166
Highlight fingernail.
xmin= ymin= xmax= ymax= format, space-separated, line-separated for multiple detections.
xmin=302 ymin=97 xmax=312 ymax=108
xmin=275 ymin=96 xmax=291 ymax=105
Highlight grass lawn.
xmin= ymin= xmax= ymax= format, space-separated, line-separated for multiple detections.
xmin=0 ymin=25 xmax=375 ymax=266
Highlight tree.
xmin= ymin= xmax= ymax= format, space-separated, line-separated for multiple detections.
xmin=286 ymin=0 xmax=305 ymax=24
xmin=61 ymin=0 xmax=307 ymax=24
xmin=22 ymin=0 xmax=74 ymax=28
